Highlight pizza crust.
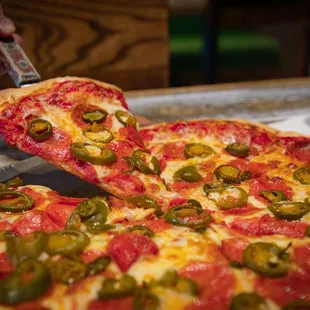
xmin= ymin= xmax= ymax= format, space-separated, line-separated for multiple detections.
xmin=0 ymin=76 xmax=123 ymax=112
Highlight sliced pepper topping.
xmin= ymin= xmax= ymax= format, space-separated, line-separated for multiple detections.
xmin=0 ymin=258 xmax=51 ymax=305
xmin=127 ymin=196 xmax=163 ymax=217
xmin=46 ymin=229 xmax=89 ymax=256
xmin=184 ymin=143 xmax=214 ymax=159
xmin=165 ymin=205 xmax=211 ymax=231
xmin=27 ymin=118 xmax=53 ymax=141
xmin=214 ymin=165 xmax=240 ymax=184
xmin=83 ymin=124 xmax=114 ymax=143
xmin=0 ymin=189 xmax=34 ymax=213
xmin=158 ymin=269 xmax=178 ymax=286
xmin=5 ymin=231 xmax=48 ymax=266
xmin=226 ymin=143 xmax=250 ymax=158
xmin=77 ymin=199 xmax=98 ymax=220
xmin=216 ymin=187 xmax=248 ymax=210
xmin=174 ymin=165 xmax=203 ymax=183
xmin=133 ymin=289 xmax=160 ymax=310
xmin=203 ymin=182 xmax=227 ymax=195
xmin=187 ymin=199 xmax=203 ymax=210
xmin=260 ymin=190 xmax=288 ymax=203
xmin=115 ymin=110 xmax=137 ymax=127
xmin=98 ymin=274 xmax=137 ymax=299
xmin=66 ymin=210 xmax=81 ymax=230
xmin=87 ymin=256 xmax=111 ymax=277
xmin=243 ymin=242 xmax=289 ymax=277
xmin=70 ymin=142 xmax=117 ymax=165
xmin=54 ymin=258 xmax=87 ymax=284
xmin=293 ymin=166 xmax=310 ymax=185
xmin=5 ymin=177 xmax=24 ymax=188
xmin=283 ymin=300 xmax=310 ymax=310
xmin=268 ymin=201 xmax=309 ymax=221
xmin=236 ymin=171 xmax=252 ymax=183
xmin=132 ymin=150 xmax=161 ymax=175
xmin=122 ymin=156 xmax=135 ymax=174
xmin=230 ymin=292 xmax=266 ymax=310
xmin=82 ymin=109 xmax=107 ymax=124
xmin=126 ymin=225 xmax=154 ymax=238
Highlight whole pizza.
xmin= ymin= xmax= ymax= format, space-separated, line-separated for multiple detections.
xmin=0 ymin=77 xmax=309 ymax=310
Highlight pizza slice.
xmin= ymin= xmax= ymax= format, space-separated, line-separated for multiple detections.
xmin=0 ymin=77 xmax=171 ymax=202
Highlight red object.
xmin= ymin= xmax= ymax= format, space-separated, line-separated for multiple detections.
xmin=88 ymin=297 xmax=133 ymax=310
xmin=107 ymin=232 xmax=159 ymax=271
xmin=12 ymin=210 xmax=61 ymax=236
xmin=20 ymin=187 xmax=45 ymax=208
xmin=123 ymin=219 xmax=173 ymax=233
xmin=0 ymin=252 xmax=14 ymax=279
xmin=255 ymin=270 xmax=310 ymax=306
xmin=45 ymin=203 xmax=77 ymax=228
xmin=221 ymin=238 xmax=249 ymax=263
xmin=0 ymin=220 xmax=13 ymax=231
xmin=230 ymin=215 xmax=307 ymax=238
xmin=81 ymin=250 xmax=107 ymax=264
xmin=47 ymin=191 xmax=84 ymax=205
xmin=222 ymin=203 xmax=260 ymax=216
xmin=162 ymin=142 xmax=185 ymax=160
xmin=294 ymin=244 xmax=310 ymax=273
xmin=287 ymin=139 xmax=310 ymax=162
xmin=119 ymin=125 xmax=146 ymax=150
xmin=180 ymin=262 xmax=235 ymax=310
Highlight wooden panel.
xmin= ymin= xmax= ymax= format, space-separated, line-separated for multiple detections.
xmin=1 ymin=0 xmax=169 ymax=90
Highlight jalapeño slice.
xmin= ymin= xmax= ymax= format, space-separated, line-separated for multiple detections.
xmin=83 ymin=124 xmax=114 ymax=143
xmin=82 ymin=109 xmax=107 ymax=124
xmin=115 ymin=110 xmax=137 ymax=127
xmin=46 ymin=229 xmax=89 ymax=256
xmin=27 ymin=118 xmax=53 ymax=141
xmin=54 ymin=258 xmax=87 ymax=284
xmin=214 ymin=165 xmax=240 ymax=184
xmin=132 ymin=150 xmax=161 ymax=175
xmin=0 ymin=190 xmax=34 ymax=212
xmin=226 ymin=143 xmax=250 ymax=158
xmin=165 ymin=205 xmax=211 ymax=231
xmin=87 ymin=256 xmax=111 ymax=277
xmin=260 ymin=190 xmax=288 ymax=203
xmin=268 ymin=201 xmax=309 ymax=221
xmin=184 ymin=143 xmax=213 ymax=159
xmin=122 ymin=156 xmax=135 ymax=174
xmin=217 ymin=187 xmax=248 ymax=210
xmin=98 ymin=274 xmax=137 ymax=299
xmin=230 ymin=292 xmax=266 ymax=310
xmin=283 ymin=300 xmax=310 ymax=310
xmin=77 ymin=199 xmax=98 ymax=219
xmin=0 ymin=258 xmax=51 ymax=305
xmin=174 ymin=165 xmax=203 ymax=183
xmin=126 ymin=225 xmax=154 ymax=238
xmin=5 ymin=177 xmax=24 ymax=188
xmin=133 ymin=289 xmax=160 ymax=310
xmin=70 ymin=142 xmax=117 ymax=165
xmin=243 ymin=242 xmax=289 ymax=277
xmin=127 ymin=195 xmax=163 ymax=217
xmin=293 ymin=166 xmax=310 ymax=185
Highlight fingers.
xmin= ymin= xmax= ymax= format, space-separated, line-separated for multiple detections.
xmin=12 ymin=33 xmax=23 ymax=45
xmin=0 ymin=5 xmax=16 ymax=37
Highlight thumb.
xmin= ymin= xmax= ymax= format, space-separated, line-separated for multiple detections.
xmin=0 ymin=17 xmax=15 ymax=36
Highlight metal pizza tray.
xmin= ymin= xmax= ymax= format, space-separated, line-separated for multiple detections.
xmin=1 ymin=79 xmax=310 ymax=195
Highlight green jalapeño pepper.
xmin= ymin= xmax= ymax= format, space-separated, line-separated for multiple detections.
xmin=5 ymin=231 xmax=48 ymax=266
xmin=226 ymin=143 xmax=250 ymax=158
xmin=127 ymin=196 xmax=163 ymax=217
xmin=214 ymin=165 xmax=240 ymax=184
xmin=87 ymin=256 xmax=111 ymax=277
xmin=5 ymin=177 xmax=24 ymax=188
xmin=293 ymin=166 xmax=310 ymax=185
xmin=122 ymin=156 xmax=135 ymax=174
xmin=83 ymin=124 xmax=114 ymax=143
xmin=184 ymin=143 xmax=214 ymax=159
xmin=187 ymin=199 xmax=203 ymax=210
xmin=166 ymin=205 xmax=211 ymax=231
xmin=283 ymin=300 xmax=310 ymax=310
xmin=27 ymin=118 xmax=53 ymax=141
xmin=268 ymin=201 xmax=309 ymax=221
xmin=217 ymin=187 xmax=248 ymax=210
xmin=98 ymin=274 xmax=137 ymax=299
xmin=77 ymin=199 xmax=99 ymax=219
xmin=54 ymin=258 xmax=87 ymax=284
xmin=46 ymin=229 xmax=89 ymax=256
xmin=66 ymin=210 xmax=81 ymax=230
xmin=173 ymin=166 xmax=203 ymax=183
xmin=0 ymin=189 xmax=34 ymax=212
xmin=243 ymin=242 xmax=289 ymax=277
xmin=132 ymin=150 xmax=161 ymax=175
xmin=203 ymin=183 xmax=227 ymax=195
xmin=133 ymin=289 xmax=160 ymax=310
xmin=82 ymin=109 xmax=108 ymax=124
xmin=70 ymin=142 xmax=117 ymax=165
xmin=115 ymin=110 xmax=137 ymax=127
xmin=260 ymin=190 xmax=288 ymax=203
xmin=230 ymin=292 xmax=266 ymax=310
xmin=126 ymin=225 xmax=154 ymax=237
xmin=0 ymin=258 xmax=51 ymax=305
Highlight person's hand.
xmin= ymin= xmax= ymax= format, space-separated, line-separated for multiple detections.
xmin=0 ymin=5 xmax=22 ymax=43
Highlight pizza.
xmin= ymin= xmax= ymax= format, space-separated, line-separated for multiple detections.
xmin=0 ymin=77 xmax=309 ymax=309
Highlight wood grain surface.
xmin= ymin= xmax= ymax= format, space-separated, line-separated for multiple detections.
xmin=1 ymin=0 xmax=169 ymax=91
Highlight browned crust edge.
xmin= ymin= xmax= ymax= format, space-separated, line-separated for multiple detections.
xmin=141 ymin=118 xmax=310 ymax=139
